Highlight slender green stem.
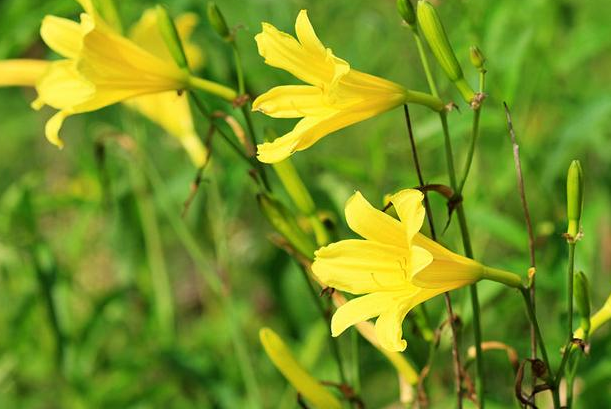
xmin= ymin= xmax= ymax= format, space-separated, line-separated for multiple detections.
xmin=351 ymin=329 xmax=361 ymax=395
xmin=457 ymin=71 xmax=486 ymax=195
xmin=520 ymin=288 xmax=560 ymax=408
xmin=442 ymin=81 xmax=486 ymax=409
xmin=410 ymin=24 xmax=487 ymax=407
xmin=298 ymin=265 xmax=348 ymax=386
xmin=188 ymin=75 xmax=237 ymax=101
xmin=555 ymin=242 xmax=577 ymax=391
xmin=411 ymin=28 xmax=439 ymax=98
xmin=567 ymin=243 xmax=576 ymax=340
xmin=232 ymin=44 xmax=246 ymax=95
xmin=189 ymin=93 xmax=250 ymax=162
xmin=231 ymin=41 xmax=272 ymax=192
xmin=566 ymin=352 xmax=581 ymax=408
xmin=404 ymin=104 xmax=462 ymax=408
xmin=189 ymin=92 xmax=271 ymax=191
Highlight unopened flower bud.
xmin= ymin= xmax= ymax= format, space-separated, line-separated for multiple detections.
xmin=566 ymin=160 xmax=584 ymax=238
xmin=156 ymin=5 xmax=189 ymax=69
xmin=469 ymin=45 xmax=485 ymax=70
xmin=574 ymin=271 xmax=591 ymax=334
xmin=207 ymin=2 xmax=231 ymax=41
xmin=417 ymin=0 xmax=475 ymax=103
xmin=257 ymin=193 xmax=316 ymax=258
xmin=396 ymin=0 xmax=416 ymax=27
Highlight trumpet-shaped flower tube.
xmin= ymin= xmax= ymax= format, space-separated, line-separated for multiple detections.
xmin=312 ymin=189 xmax=521 ymax=351
xmin=253 ymin=10 xmax=444 ymax=163
xmin=0 ymin=60 xmax=49 ymax=87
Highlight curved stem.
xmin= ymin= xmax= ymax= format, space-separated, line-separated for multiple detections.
xmin=412 ymin=28 xmax=439 ymax=98
xmin=298 ymin=265 xmax=348 ymax=386
xmin=230 ymin=42 xmax=272 ymax=191
xmin=404 ymin=104 xmax=462 ymax=409
xmin=520 ymin=288 xmax=561 ymax=408
xmin=567 ymin=243 xmax=576 ymax=342
xmin=457 ymin=70 xmax=486 ymax=195
xmin=410 ymin=25 xmax=486 ymax=407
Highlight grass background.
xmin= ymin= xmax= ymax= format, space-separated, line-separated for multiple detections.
xmin=1 ymin=0 xmax=610 ymax=407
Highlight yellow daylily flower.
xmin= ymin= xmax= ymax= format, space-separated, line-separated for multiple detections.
xmin=252 ymin=10 xmax=444 ymax=164
xmin=0 ymin=59 xmax=49 ymax=87
xmin=312 ymin=189 xmax=521 ymax=351
xmin=33 ymin=0 xmax=234 ymax=149
xmin=259 ymin=328 xmax=342 ymax=409
xmin=124 ymin=10 xmax=208 ymax=167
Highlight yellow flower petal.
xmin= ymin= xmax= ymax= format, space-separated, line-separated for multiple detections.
xmin=294 ymin=10 xmax=326 ymax=55
xmin=259 ymin=328 xmax=342 ymax=409
xmin=344 ymin=191 xmax=408 ymax=248
xmin=350 ymin=317 xmax=419 ymax=385
xmin=375 ymin=288 xmax=446 ymax=351
xmin=45 ymin=110 xmax=72 ymax=148
xmin=256 ymin=95 xmax=404 ymax=163
xmin=391 ymin=189 xmax=426 ymax=243
xmin=78 ymin=13 xmax=188 ymax=97
xmin=375 ymin=296 xmax=414 ymax=352
xmin=312 ymin=239 xmax=431 ymax=294
xmin=35 ymin=60 xmax=94 ymax=110
xmin=129 ymin=9 xmax=204 ymax=71
xmin=252 ymin=85 xmax=327 ymax=118
xmin=256 ymin=116 xmax=318 ymax=163
xmin=331 ymin=292 xmax=392 ymax=337
xmin=0 ymin=59 xmax=49 ymax=87
xmin=255 ymin=17 xmax=348 ymax=88
xmin=40 ymin=16 xmax=82 ymax=59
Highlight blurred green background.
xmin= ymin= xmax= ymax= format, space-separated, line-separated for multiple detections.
xmin=1 ymin=0 xmax=610 ymax=407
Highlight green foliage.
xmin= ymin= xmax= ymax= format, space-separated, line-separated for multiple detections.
xmin=1 ymin=0 xmax=610 ymax=408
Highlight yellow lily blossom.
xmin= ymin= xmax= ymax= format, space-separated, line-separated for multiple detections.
xmin=124 ymin=10 xmax=207 ymax=167
xmin=0 ymin=8 xmax=207 ymax=167
xmin=33 ymin=0 xmax=234 ymax=149
xmin=312 ymin=189 xmax=521 ymax=351
xmin=259 ymin=327 xmax=342 ymax=409
xmin=252 ymin=10 xmax=444 ymax=163
xmin=0 ymin=60 xmax=49 ymax=87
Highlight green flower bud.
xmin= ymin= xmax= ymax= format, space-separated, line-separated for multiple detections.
xmin=574 ymin=271 xmax=591 ymax=334
xmin=396 ymin=0 xmax=416 ymax=27
xmin=207 ymin=2 xmax=231 ymax=41
xmin=417 ymin=0 xmax=475 ymax=103
xmin=257 ymin=193 xmax=317 ymax=258
xmin=469 ymin=45 xmax=485 ymax=70
xmin=156 ymin=5 xmax=189 ymax=70
xmin=566 ymin=160 xmax=584 ymax=238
